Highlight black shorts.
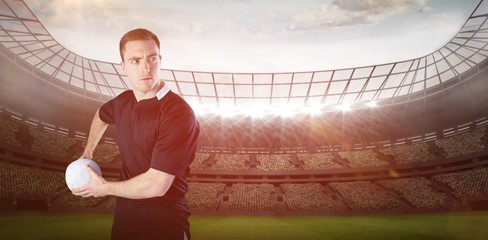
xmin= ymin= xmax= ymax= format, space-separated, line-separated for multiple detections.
xmin=111 ymin=198 xmax=190 ymax=240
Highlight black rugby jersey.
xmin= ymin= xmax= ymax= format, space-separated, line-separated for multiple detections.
xmin=99 ymin=85 xmax=199 ymax=206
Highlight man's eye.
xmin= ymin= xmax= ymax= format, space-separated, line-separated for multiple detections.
xmin=129 ymin=60 xmax=139 ymax=64
xmin=149 ymin=57 xmax=158 ymax=62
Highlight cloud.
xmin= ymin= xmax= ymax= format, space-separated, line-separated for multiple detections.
xmin=284 ymin=0 xmax=427 ymax=29
xmin=26 ymin=0 xmax=183 ymax=31
xmin=27 ymin=0 xmax=428 ymax=38
xmin=419 ymin=6 xmax=433 ymax=13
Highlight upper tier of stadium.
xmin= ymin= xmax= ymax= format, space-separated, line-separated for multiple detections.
xmin=1 ymin=0 xmax=488 ymax=114
xmin=2 ymin=0 xmax=488 ymax=149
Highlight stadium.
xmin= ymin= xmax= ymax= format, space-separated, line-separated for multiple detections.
xmin=1 ymin=0 xmax=488 ymax=239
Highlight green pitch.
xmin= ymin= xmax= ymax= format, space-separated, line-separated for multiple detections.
xmin=1 ymin=211 xmax=487 ymax=240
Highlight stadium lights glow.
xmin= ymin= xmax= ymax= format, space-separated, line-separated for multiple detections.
xmin=215 ymin=104 xmax=236 ymax=118
xmin=249 ymin=105 xmax=267 ymax=119
xmin=191 ymin=101 xmax=381 ymax=117
xmin=190 ymin=103 xmax=206 ymax=116
xmin=303 ymin=105 xmax=323 ymax=116
xmin=367 ymin=101 xmax=377 ymax=108
xmin=235 ymin=105 xmax=253 ymax=116
xmin=271 ymin=105 xmax=295 ymax=118
xmin=337 ymin=103 xmax=351 ymax=112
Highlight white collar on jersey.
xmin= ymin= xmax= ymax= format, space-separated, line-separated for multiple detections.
xmin=156 ymin=83 xmax=170 ymax=100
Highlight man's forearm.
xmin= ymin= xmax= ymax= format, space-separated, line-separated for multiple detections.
xmin=102 ymin=168 xmax=175 ymax=199
xmin=82 ymin=109 xmax=109 ymax=159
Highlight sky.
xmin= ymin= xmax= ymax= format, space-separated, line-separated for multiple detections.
xmin=24 ymin=0 xmax=480 ymax=73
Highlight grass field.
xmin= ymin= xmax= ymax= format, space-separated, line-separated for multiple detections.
xmin=1 ymin=211 xmax=488 ymax=240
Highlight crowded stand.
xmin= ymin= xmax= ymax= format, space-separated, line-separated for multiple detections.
xmin=337 ymin=149 xmax=390 ymax=168
xmin=54 ymin=178 xmax=120 ymax=208
xmin=0 ymin=160 xmax=65 ymax=201
xmin=281 ymin=183 xmax=340 ymax=212
xmin=297 ymin=152 xmax=344 ymax=170
xmin=29 ymin=127 xmax=77 ymax=158
xmin=189 ymin=153 xmax=209 ymax=170
xmin=55 ymin=191 xmax=109 ymax=208
xmin=227 ymin=183 xmax=276 ymax=211
xmin=2 ymin=110 xmax=488 ymax=214
xmin=92 ymin=143 xmax=120 ymax=163
xmin=328 ymin=181 xmax=405 ymax=210
xmin=376 ymin=177 xmax=454 ymax=208
xmin=210 ymin=154 xmax=249 ymax=171
xmin=433 ymin=167 xmax=488 ymax=199
xmin=256 ymin=154 xmax=295 ymax=171
xmin=98 ymin=196 xmax=117 ymax=209
xmin=0 ymin=118 xmax=21 ymax=147
xmin=186 ymin=182 xmax=225 ymax=211
xmin=435 ymin=127 xmax=486 ymax=158
xmin=380 ymin=143 xmax=437 ymax=165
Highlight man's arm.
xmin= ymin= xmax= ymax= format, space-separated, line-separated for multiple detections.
xmin=81 ymin=109 xmax=108 ymax=159
xmin=72 ymin=167 xmax=175 ymax=199
xmin=72 ymin=108 xmax=176 ymax=199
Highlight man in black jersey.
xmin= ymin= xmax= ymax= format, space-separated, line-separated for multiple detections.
xmin=72 ymin=28 xmax=199 ymax=240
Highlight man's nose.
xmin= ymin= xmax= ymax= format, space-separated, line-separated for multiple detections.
xmin=140 ymin=59 xmax=150 ymax=72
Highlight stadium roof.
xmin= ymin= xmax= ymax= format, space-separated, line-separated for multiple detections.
xmin=24 ymin=0 xmax=477 ymax=73
xmin=1 ymin=0 xmax=488 ymax=116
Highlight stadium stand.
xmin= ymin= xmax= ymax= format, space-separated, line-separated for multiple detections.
xmin=190 ymin=153 xmax=209 ymax=170
xmin=281 ymin=183 xmax=340 ymax=212
xmin=433 ymin=167 xmax=488 ymax=199
xmin=297 ymin=152 xmax=344 ymax=170
xmin=1 ymin=117 xmax=488 ymax=214
xmin=55 ymin=191 xmax=109 ymax=208
xmin=70 ymin=140 xmax=119 ymax=163
xmin=376 ymin=177 xmax=455 ymax=208
xmin=256 ymin=154 xmax=295 ymax=171
xmin=29 ymin=127 xmax=76 ymax=158
xmin=0 ymin=118 xmax=21 ymax=147
xmin=53 ymin=177 xmax=120 ymax=208
xmin=337 ymin=149 xmax=390 ymax=168
xmin=210 ymin=154 xmax=249 ymax=171
xmin=227 ymin=183 xmax=276 ymax=211
xmin=0 ymin=160 xmax=65 ymax=200
xmin=92 ymin=143 xmax=120 ymax=163
xmin=98 ymin=196 xmax=117 ymax=209
xmin=328 ymin=181 xmax=406 ymax=210
xmin=2 ymin=123 xmax=487 ymax=214
xmin=380 ymin=143 xmax=438 ymax=165
xmin=186 ymin=182 xmax=225 ymax=211
xmin=435 ymin=127 xmax=486 ymax=158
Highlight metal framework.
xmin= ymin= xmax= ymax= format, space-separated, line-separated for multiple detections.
xmin=2 ymin=0 xmax=488 ymax=110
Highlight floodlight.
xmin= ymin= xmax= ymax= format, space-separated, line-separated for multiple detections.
xmin=337 ymin=103 xmax=351 ymax=112
xmin=303 ymin=105 xmax=322 ymax=116
xmin=215 ymin=104 xmax=236 ymax=118
xmin=367 ymin=101 xmax=377 ymax=108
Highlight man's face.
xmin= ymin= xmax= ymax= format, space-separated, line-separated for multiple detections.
xmin=121 ymin=39 xmax=161 ymax=96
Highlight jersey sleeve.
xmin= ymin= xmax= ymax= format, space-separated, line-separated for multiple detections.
xmin=150 ymin=111 xmax=200 ymax=177
xmin=99 ymin=97 xmax=117 ymax=124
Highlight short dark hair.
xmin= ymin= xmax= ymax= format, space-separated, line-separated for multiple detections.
xmin=119 ymin=28 xmax=160 ymax=61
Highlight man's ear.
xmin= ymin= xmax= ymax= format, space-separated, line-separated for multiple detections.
xmin=120 ymin=61 xmax=126 ymax=73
